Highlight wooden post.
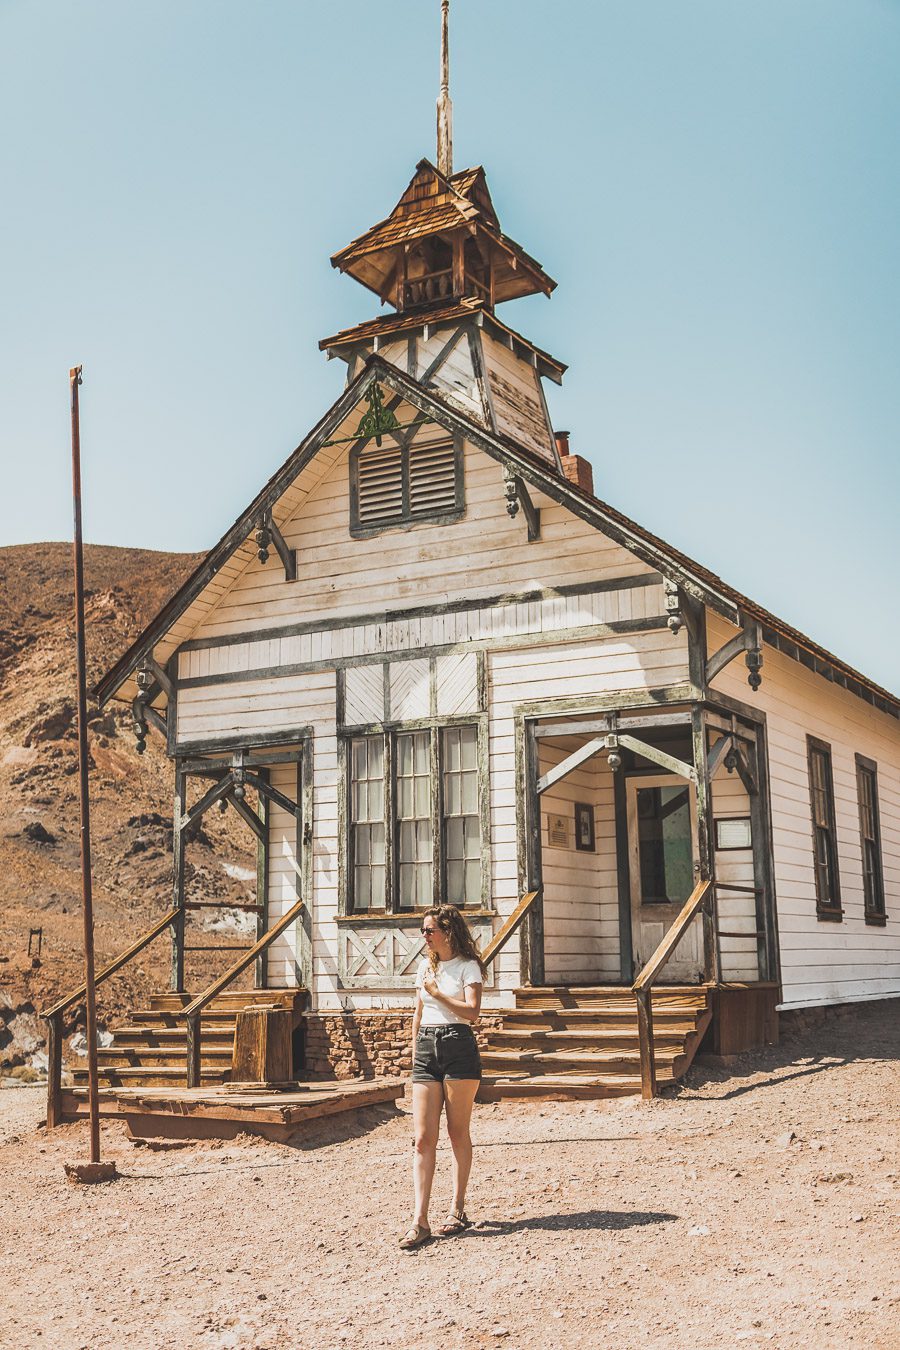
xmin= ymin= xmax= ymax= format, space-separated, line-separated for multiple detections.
xmin=69 ymin=365 xmax=102 ymax=1167
xmin=46 ymin=1013 xmax=63 ymax=1129
xmin=186 ymin=1012 xmax=201 ymax=1088
xmin=255 ymin=778 xmax=269 ymax=989
xmin=171 ymin=763 xmax=186 ymax=992
xmin=524 ymin=719 xmax=544 ymax=986
xmin=635 ymin=987 xmax=657 ymax=1100
xmin=692 ymin=704 xmax=720 ymax=984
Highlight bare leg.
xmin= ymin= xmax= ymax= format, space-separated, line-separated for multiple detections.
xmin=443 ymin=1078 xmax=479 ymax=1215
xmin=411 ymin=1081 xmax=444 ymax=1227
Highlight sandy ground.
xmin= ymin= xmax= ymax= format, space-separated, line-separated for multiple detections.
xmin=1 ymin=1006 xmax=898 ymax=1350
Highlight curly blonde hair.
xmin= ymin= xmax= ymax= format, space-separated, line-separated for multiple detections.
xmin=424 ymin=904 xmax=487 ymax=978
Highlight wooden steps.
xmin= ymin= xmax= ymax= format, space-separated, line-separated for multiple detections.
xmin=66 ymin=989 xmax=307 ymax=1096
xmin=477 ymin=985 xmax=711 ymax=1102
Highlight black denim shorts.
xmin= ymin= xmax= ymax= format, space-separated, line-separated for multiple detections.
xmin=412 ymin=1024 xmax=482 ymax=1083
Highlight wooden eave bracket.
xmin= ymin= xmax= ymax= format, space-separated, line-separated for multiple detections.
xmin=706 ymin=618 xmax=764 ymax=691
xmin=131 ymin=685 xmax=167 ymax=755
xmin=662 ymin=579 xmax=700 ymax=642
xmin=503 ymin=466 xmax=541 ymax=541
xmin=256 ymin=510 xmax=297 ymax=582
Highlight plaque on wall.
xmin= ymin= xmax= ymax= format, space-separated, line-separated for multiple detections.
xmin=546 ymin=812 xmax=570 ymax=849
xmin=716 ymin=816 xmax=752 ymax=850
xmin=574 ymin=802 xmax=596 ymax=852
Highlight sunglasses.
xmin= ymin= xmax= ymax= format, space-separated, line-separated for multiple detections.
xmin=421 ymin=925 xmax=440 ymax=936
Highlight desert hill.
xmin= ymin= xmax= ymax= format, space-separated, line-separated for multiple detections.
xmin=0 ymin=543 xmax=259 ymax=1070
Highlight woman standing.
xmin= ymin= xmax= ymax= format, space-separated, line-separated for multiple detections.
xmin=399 ymin=904 xmax=485 ymax=1251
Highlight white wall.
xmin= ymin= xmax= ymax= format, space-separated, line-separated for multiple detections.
xmin=707 ymin=612 xmax=900 ymax=1008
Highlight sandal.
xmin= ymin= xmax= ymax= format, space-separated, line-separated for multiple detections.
xmin=436 ymin=1209 xmax=470 ymax=1237
xmin=399 ymin=1223 xmax=432 ymax=1251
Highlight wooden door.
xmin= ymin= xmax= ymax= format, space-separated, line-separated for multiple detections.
xmin=626 ymin=774 xmax=703 ymax=983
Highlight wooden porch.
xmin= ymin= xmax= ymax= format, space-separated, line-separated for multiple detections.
xmin=59 ymin=1076 xmax=405 ymax=1144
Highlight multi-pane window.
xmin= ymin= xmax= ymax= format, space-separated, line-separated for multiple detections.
xmin=397 ymin=732 xmax=433 ymax=910
xmin=443 ymin=727 xmax=482 ymax=906
xmin=351 ymin=435 xmax=463 ymax=536
xmin=347 ymin=724 xmax=483 ymax=913
xmin=856 ymin=755 xmax=885 ymax=924
xmin=351 ymin=738 xmax=386 ymax=911
xmin=807 ymin=737 xmax=841 ymax=918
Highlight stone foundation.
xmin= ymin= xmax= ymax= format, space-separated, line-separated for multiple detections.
xmin=301 ymin=1010 xmax=503 ymax=1080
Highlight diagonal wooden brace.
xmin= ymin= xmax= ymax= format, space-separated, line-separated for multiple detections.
xmin=706 ymin=619 xmax=764 ymax=690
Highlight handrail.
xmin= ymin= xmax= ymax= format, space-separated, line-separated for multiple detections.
xmin=632 ymin=878 xmax=712 ymax=1100
xmin=178 ymin=896 xmax=306 ymax=1086
xmin=42 ymin=907 xmax=180 ymax=1019
xmin=41 ymin=906 xmax=179 ymax=1128
xmin=633 ymin=878 xmax=712 ymax=993
xmin=481 ymin=888 xmax=542 ymax=969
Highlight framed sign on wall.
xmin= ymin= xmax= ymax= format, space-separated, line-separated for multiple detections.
xmin=574 ymin=802 xmax=596 ymax=852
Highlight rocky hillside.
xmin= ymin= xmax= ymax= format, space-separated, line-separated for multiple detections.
xmin=0 ymin=543 xmax=259 ymax=1070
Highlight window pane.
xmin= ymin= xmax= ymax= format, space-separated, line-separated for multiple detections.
xmin=464 ymin=814 xmax=481 ymax=857
xmin=636 ymin=786 xmax=692 ymax=905
xmin=351 ymin=735 xmax=386 ymax=911
xmin=414 ymin=774 xmax=429 ymax=817
xmin=460 ymin=726 xmax=477 ymax=771
xmin=461 ymin=772 xmax=477 ymax=814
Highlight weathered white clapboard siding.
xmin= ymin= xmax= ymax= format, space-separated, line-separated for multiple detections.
xmin=176 ymin=579 xmax=667 ymax=683
xmin=712 ymin=767 xmax=759 ymax=981
xmin=175 ymin=671 xmax=335 ymax=744
xmin=486 ymin=629 xmax=692 ymax=992
xmin=539 ymin=743 xmax=619 ymax=983
xmin=707 ymin=612 xmax=900 ymax=1007
xmin=480 ymin=329 xmax=554 ymax=461
xmin=186 ymin=441 xmax=652 ymax=640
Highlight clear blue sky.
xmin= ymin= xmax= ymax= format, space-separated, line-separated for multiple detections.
xmin=1 ymin=0 xmax=897 ymax=691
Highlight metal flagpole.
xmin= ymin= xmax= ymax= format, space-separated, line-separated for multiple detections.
xmin=67 ymin=365 xmax=109 ymax=1178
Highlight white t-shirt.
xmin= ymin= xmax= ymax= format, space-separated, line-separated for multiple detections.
xmin=416 ymin=956 xmax=483 ymax=1026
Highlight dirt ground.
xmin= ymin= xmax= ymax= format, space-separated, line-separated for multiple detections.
xmin=1 ymin=1006 xmax=897 ymax=1350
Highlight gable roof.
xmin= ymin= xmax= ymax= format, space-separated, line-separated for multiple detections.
xmin=96 ymin=356 xmax=899 ymax=721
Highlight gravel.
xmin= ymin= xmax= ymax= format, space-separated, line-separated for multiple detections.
xmin=1 ymin=1007 xmax=897 ymax=1349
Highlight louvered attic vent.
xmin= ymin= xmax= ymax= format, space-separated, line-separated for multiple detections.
xmin=351 ymin=436 xmax=462 ymax=535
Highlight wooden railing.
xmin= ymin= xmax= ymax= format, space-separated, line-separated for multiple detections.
xmin=632 ymin=878 xmax=713 ymax=1100
xmin=41 ymin=906 xmax=180 ymax=1128
xmin=177 ymin=897 xmax=306 ymax=1087
xmin=481 ymin=888 xmax=542 ymax=969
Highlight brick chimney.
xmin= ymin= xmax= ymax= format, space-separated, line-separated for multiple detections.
xmin=554 ymin=430 xmax=594 ymax=496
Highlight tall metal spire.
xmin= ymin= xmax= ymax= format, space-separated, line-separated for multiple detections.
xmin=437 ymin=0 xmax=453 ymax=177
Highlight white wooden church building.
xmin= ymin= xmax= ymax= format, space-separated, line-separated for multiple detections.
xmin=93 ymin=35 xmax=899 ymax=1101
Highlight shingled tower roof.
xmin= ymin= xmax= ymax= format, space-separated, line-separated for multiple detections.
xmin=330 ymin=158 xmax=556 ymax=311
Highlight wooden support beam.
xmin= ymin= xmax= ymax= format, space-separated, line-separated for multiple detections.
xmin=179 ymin=773 xmax=233 ymax=830
xmin=706 ymin=619 xmax=764 ymax=689
xmin=536 ymin=735 xmax=608 ymax=794
xmin=706 ymin=734 xmax=733 ymax=781
xmin=144 ymin=704 xmax=167 ymax=739
xmin=617 ymin=734 xmax=697 ymax=783
xmin=534 ymin=711 xmax=691 ymax=739
xmin=733 ymin=743 xmax=757 ymax=797
xmin=502 ymin=467 xmax=541 ymax=540
xmin=144 ymin=656 xmax=173 ymax=701
xmin=263 ymin=513 xmax=297 ymax=582
xmin=242 ymin=769 xmax=301 ymax=819
xmin=227 ymin=790 xmax=266 ymax=841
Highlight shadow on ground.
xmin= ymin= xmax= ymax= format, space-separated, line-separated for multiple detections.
xmin=469 ymin=1209 xmax=678 ymax=1235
